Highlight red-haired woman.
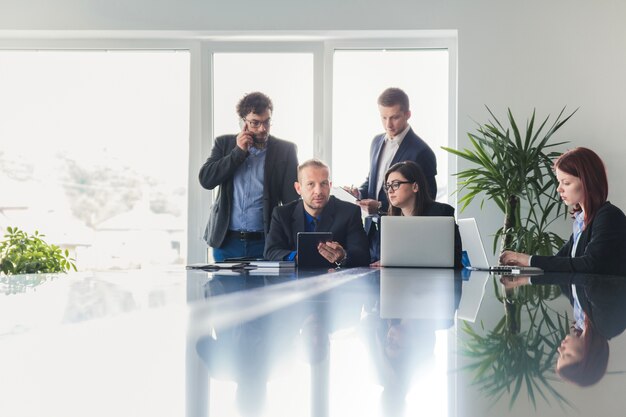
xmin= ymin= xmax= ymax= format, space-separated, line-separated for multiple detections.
xmin=500 ymin=147 xmax=626 ymax=275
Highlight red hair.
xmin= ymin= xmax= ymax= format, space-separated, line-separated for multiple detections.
xmin=554 ymin=147 xmax=608 ymax=226
xmin=556 ymin=317 xmax=609 ymax=387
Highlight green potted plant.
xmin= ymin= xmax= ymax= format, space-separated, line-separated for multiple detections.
xmin=448 ymin=107 xmax=578 ymax=410
xmin=0 ymin=226 xmax=76 ymax=275
xmin=443 ymin=107 xmax=576 ymax=255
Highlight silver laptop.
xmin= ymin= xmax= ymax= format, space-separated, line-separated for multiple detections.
xmin=380 ymin=216 xmax=454 ymax=268
xmin=457 ymin=218 xmax=543 ymax=274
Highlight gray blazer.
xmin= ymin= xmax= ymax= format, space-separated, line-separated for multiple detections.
xmin=199 ymin=134 xmax=299 ymax=248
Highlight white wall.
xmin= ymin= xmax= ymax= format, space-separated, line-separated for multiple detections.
xmin=2 ymin=0 xmax=626 ymax=262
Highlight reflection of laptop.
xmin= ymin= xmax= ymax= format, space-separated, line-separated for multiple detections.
xmin=457 ymin=218 xmax=543 ymax=274
xmin=380 ymin=268 xmax=456 ymax=319
xmin=380 ymin=216 xmax=454 ymax=268
xmin=456 ymin=270 xmax=490 ymax=322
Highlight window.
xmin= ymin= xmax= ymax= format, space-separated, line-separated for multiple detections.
xmin=331 ymin=49 xmax=450 ymax=200
xmin=212 ymin=52 xmax=314 ymax=161
xmin=0 ymin=34 xmax=457 ymax=269
xmin=0 ymin=50 xmax=190 ymax=270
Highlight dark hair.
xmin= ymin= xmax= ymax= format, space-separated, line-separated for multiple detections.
xmin=554 ymin=147 xmax=608 ymax=226
xmin=377 ymin=88 xmax=410 ymax=112
xmin=556 ymin=317 xmax=609 ymax=387
xmin=236 ymin=91 xmax=273 ymax=118
xmin=384 ymin=161 xmax=433 ymax=216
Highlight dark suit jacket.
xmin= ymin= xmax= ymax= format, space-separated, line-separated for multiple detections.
xmin=264 ymin=196 xmax=370 ymax=267
xmin=531 ymin=202 xmax=626 ymax=275
xmin=358 ymin=127 xmax=437 ymax=211
xmin=199 ymin=135 xmax=299 ymax=248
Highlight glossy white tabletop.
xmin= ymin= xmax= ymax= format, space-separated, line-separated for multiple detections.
xmin=1 ymin=268 xmax=625 ymax=417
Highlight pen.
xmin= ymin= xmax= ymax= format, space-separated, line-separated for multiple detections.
xmin=351 ymin=185 xmax=361 ymax=201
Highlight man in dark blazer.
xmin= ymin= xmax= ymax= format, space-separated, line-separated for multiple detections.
xmin=264 ymin=159 xmax=370 ymax=267
xmin=347 ymin=88 xmax=437 ymax=214
xmin=344 ymin=88 xmax=437 ymax=261
xmin=199 ymin=92 xmax=299 ymax=261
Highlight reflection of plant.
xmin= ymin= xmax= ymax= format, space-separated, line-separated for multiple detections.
xmin=0 ymin=226 xmax=76 ymax=275
xmin=443 ymin=107 xmax=575 ymax=255
xmin=461 ymin=278 xmax=571 ymax=410
xmin=1 ymin=274 xmax=53 ymax=295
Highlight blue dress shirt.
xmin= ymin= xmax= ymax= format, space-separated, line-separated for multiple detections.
xmin=229 ymin=146 xmax=266 ymax=232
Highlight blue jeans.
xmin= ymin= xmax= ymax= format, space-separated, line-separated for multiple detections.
xmin=212 ymin=234 xmax=265 ymax=261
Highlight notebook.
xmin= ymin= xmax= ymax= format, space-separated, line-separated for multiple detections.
xmin=457 ymin=218 xmax=543 ymax=274
xmin=380 ymin=216 xmax=454 ymax=268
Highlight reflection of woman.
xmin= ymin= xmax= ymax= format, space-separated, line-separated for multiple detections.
xmin=501 ymin=147 xmax=626 ymax=274
xmin=502 ymin=272 xmax=626 ymax=387
xmin=372 ymin=161 xmax=462 ymax=268
xmin=557 ymin=319 xmax=608 ymax=387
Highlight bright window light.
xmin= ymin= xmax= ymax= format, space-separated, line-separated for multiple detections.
xmin=332 ymin=49 xmax=449 ymax=201
xmin=0 ymin=50 xmax=190 ymax=270
xmin=212 ymin=53 xmax=314 ymax=162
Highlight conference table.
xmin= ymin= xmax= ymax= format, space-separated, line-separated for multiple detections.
xmin=1 ymin=266 xmax=625 ymax=417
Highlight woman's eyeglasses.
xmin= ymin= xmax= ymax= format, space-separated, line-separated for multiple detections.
xmin=383 ymin=181 xmax=413 ymax=192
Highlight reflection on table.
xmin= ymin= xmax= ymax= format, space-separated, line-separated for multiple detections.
xmin=2 ymin=267 xmax=626 ymax=416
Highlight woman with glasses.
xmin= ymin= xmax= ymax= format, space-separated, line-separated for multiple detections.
xmin=371 ymin=160 xmax=462 ymax=268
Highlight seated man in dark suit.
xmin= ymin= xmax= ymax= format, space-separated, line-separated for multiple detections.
xmin=264 ymin=159 xmax=370 ymax=267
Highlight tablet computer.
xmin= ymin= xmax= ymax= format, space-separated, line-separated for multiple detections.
xmin=297 ymin=232 xmax=334 ymax=268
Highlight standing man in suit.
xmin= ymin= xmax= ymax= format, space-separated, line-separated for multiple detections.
xmin=264 ymin=159 xmax=370 ymax=267
xmin=199 ymin=92 xmax=299 ymax=261
xmin=344 ymin=87 xmax=438 ymax=261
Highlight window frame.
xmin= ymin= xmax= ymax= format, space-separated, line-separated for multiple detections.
xmin=0 ymin=32 xmax=458 ymax=265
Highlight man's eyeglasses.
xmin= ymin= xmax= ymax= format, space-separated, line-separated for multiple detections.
xmin=383 ymin=181 xmax=413 ymax=192
xmin=243 ymin=118 xmax=272 ymax=129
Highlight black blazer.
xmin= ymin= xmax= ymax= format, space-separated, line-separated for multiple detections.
xmin=264 ymin=196 xmax=370 ymax=267
xmin=531 ymin=202 xmax=626 ymax=275
xmin=533 ymin=273 xmax=626 ymax=340
xmin=358 ymin=127 xmax=437 ymax=210
xmin=199 ymin=135 xmax=299 ymax=248
xmin=422 ymin=201 xmax=463 ymax=269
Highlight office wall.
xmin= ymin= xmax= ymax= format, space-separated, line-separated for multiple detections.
xmin=2 ymin=0 xmax=626 ymax=259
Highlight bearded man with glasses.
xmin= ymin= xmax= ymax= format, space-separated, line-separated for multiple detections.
xmin=200 ymin=91 xmax=299 ymax=261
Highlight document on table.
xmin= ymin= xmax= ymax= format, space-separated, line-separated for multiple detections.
xmin=331 ymin=186 xmax=359 ymax=204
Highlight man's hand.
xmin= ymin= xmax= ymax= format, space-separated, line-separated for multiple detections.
xmin=236 ymin=125 xmax=255 ymax=151
xmin=358 ymin=199 xmax=381 ymax=215
xmin=317 ymin=241 xmax=347 ymax=265
xmin=341 ymin=186 xmax=360 ymax=199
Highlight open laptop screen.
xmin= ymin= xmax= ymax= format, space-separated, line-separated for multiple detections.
xmin=380 ymin=216 xmax=455 ymax=268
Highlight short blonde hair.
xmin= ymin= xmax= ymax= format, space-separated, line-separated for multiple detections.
xmin=297 ymin=159 xmax=330 ymax=181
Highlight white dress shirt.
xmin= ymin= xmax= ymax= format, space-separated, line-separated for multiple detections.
xmin=375 ymin=124 xmax=411 ymax=198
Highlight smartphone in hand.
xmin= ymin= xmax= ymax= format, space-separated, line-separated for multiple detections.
xmin=239 ymin=119 xmax=258 ymax=144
